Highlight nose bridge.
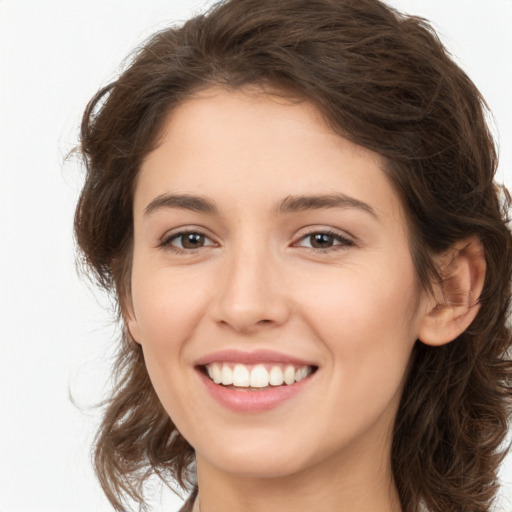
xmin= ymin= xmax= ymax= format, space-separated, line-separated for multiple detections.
xmin=213 ymin=234 xmax=289 ymax=332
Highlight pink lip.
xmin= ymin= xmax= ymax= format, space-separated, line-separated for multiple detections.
xmin=195 ymin=349 xmax=318 ymax=412
xmin=194 ymin=349 xmax=316 ymax=367
xmin=197 ymin=369 xmax=314 ymax=413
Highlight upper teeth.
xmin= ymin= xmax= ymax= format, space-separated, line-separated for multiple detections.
xmin=206 ymin=363 xmax=312 ymax=388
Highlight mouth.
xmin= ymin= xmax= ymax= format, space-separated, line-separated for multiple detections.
xmin=198 ymin=362 xmax=318 ymax=391
xmin=195 ymin=349 xmax=319 ymax=411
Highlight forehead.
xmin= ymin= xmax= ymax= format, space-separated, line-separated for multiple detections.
xmin=136 ymin=86 xmax=405 ymax=224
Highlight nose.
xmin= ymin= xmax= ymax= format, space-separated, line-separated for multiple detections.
xmin=211 ymin=244 xmax=291 ymax=334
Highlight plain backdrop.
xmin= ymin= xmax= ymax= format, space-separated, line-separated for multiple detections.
xmin=1 ymin=1 xmax=511 ymax=511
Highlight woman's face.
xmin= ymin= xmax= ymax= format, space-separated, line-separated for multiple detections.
xmin=128 ymin=87 xmax=430 ymax=481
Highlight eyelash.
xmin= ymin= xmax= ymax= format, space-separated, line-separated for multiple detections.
xmin=160 ymin=229 xmax=216 ymax=255
xmin=160 ymin=229 xmax=355 ymax=254
xmin=294 ymin=230 xmax=355 ymax=253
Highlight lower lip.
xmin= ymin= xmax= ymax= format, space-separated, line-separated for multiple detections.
xmin=197 ymin=370 xmax=313 ymax=412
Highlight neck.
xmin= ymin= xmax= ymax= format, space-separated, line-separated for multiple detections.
xmin=195 ymin=440 xmax=401 ymax=512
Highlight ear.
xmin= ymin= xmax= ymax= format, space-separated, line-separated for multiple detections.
xmin=123 ymin=296 xmax=142 ymax=345
xmin=418 ymin=237 xmax=486 ymax=347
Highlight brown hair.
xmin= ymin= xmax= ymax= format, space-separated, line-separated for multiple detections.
xmin=74 ymin=0 xmax=512 ymax=510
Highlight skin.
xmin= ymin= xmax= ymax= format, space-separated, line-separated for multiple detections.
xmin=127 ymin=86 xmax=437 ymax=512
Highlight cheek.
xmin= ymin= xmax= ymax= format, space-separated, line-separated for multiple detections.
xmin=303 ymin=274 xmax=420 ymax=438
xmin=300 ymin=261 xmax=421 ymax=384
xmin=131 ymin=262 xmax=209 ymax=342
xmin=128 ymin=269 xmax=196 ymax=384
xmin=128 ymin=276 xmax=201 ymax=423
xmin=302 ymin=259 xmax=420 ymax=333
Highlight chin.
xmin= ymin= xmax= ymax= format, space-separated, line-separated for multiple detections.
xmin=202 ymin=449 xmax=314 ymax=480
xmin=191 ymin=424 xmax=345 ymax=481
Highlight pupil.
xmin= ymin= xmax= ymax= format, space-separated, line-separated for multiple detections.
xmin=312 ymin=233 xmax=332 ymax=248
xmin=183 ymin=233 xmax=204 ymax=248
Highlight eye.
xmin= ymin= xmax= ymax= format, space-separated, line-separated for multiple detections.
xmin=295 ymin=230 xmax=354 ymax=251
xmin=161 ymin=230 xmax=216 ymax=252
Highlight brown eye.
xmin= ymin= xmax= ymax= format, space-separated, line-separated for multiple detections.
xmin=309 ymin=233 xmax=336 ymax=249
xmin=163 ymin=231 xmax=215 ymax=251
xmin=296 ymin=231 xmax=354 ymax=251
xmin=180 ymin=233 xmax=206 ymax=249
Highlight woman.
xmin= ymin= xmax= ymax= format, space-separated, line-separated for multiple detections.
xmin=74 ymin=0 xmax=512 ymax=511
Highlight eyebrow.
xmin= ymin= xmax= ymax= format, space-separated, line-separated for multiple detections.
xmin=145 ymin=193 xmax=217 ymax=215
xmin=144 ymin=192 xmax=376 ymax=218
xmin=275 ymin=193 xmax=377 ymax=217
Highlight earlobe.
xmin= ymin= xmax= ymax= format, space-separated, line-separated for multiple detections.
xmin=418 ymin=237 xmax=486 ymax=347
xmin=124 ymin=298 xmax=142 ymax=344
xmin=126 ymin=316 xmax=142 ymax=344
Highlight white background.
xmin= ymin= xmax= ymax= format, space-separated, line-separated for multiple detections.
xmin=0 ymin=1 xmax=511 ymax=511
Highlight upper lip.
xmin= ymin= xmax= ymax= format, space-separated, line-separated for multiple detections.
xmin=195 ymin=349 xmax=317 ymax=367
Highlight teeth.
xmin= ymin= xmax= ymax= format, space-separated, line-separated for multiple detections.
xmin=208 ymin=363 xmax=222 ymax=384
xmin=212 ymin=364 xmax=222 ymax=384
xmin=269 ymin=366 xmax=284 ymax=386
xmin=205 ymin=362 xmax=313 ymax=388
xmin=250 ymin=365 xmax=269 ymax=388
xmin=283 ymin=365 xmax=295 ymax=385
xmin=295 ymin=366 xmax=308 ymax=382
xmin=221 ymin=365 xmax=233 ymax=385
xmin=232 ymin=364 xmax=250 ymax=387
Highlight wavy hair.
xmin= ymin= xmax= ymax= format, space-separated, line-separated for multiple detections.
xmin=74 ymin=0 xmax=512 ymax=510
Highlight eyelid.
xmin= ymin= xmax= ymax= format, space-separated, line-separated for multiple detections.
xmin=159 ymin=226 xmax=217 ymax=251
xmin=156 ymin=225 xmax=355 ymax=253
xmin=292 ymin=227 xmax=356 ymax=250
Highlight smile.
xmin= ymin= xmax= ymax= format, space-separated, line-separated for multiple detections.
xmin=204 ymin=362 xmax=315 ymax=389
